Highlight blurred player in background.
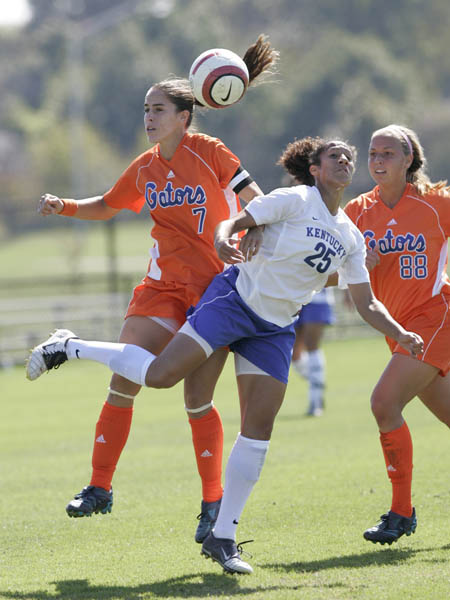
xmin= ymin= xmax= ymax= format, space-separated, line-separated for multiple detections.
xmin=28 ymin=135 xmax=423 ymax=574
xmin=35 ymin=35 xmax=278 ymax=544
xmin=292 ymin=287 xmax=336 ymax=416
xmin=345 ymin=124 xmax=450 ymax=546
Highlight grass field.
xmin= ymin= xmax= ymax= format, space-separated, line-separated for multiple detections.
xmin=1 ymin=336 xmax=449 ymax=600
xmin=0 ymin=220 xmax=150 ymax=281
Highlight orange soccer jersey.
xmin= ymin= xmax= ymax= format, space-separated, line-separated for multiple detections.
xmin=103 ymin=132 xmax=249 ymax=290
xmin=345 ymin=184 xmax=450 ymax=373
xmin=345 ymin=184 xmax=450 ymax=321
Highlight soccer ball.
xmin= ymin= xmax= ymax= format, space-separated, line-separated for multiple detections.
xmin=189 ymin=48 xmax=250 ymax=109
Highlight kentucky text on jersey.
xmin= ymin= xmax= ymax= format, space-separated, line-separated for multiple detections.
xmin=363 ymin=229 xmax=427 ymax=253
xmin=306 ymin=226 xmax=346 ymax=258
xmin=145 ymin=181 xmax=206 ymax=210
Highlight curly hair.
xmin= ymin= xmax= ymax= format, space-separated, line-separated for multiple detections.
xmin=278 ymin=136 xmax=356 ymax=186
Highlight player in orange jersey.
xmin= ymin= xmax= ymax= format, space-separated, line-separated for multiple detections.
xmin=344 ymin=124 xmax=450 ymax=546
xmin=36 ymin=35 xmax=279 ymax=542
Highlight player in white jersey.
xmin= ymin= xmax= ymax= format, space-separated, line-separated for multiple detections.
xmin=27 ymin=136 xmax=423 ymax=575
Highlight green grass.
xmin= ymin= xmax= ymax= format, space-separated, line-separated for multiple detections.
xmin=0 ymin=219 xmax=151 ymax=281
xmin=1 ymin=337 xmax=449 ymax=600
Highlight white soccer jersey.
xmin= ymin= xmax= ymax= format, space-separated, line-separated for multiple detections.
xmin=237 ymin=185 xmax=369 ymax=326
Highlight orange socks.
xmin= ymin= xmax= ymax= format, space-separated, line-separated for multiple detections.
xmin=189 ymin=406 xmax=223 ymax=502
xmin=379 ymin=421 xmax=413 ymax=517
xmin=90 ymin=402 xmax=133 ymax=491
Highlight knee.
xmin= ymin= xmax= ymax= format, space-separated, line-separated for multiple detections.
xmin=370 ymin=385 xmax=396 ymax=426
xmin=108 ymin=374 xmax=139 ymax=407
xmin=184 ymin=385 xmax=212 ymax=412
xmin=145 ymin=362 xmax=178 ymax=389
xmin=370 ymin=386 xmax=385 ymax=417
xmin=184 ymin=386 xmax=199 ymax=407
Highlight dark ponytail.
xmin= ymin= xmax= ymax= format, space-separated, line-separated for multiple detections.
xmin=242 ymin=34 xmax=279 ymax=85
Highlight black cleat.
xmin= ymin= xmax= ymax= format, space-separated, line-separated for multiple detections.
xmin=66 ymin=485 xmax=113 ymax=518
xmin=195 ymin=498 xmax=222 ymax=543
xmin=364 ymin=507 xmax=417 ymax=545
xmin=201 ymin=532 xmax=253 ymax=574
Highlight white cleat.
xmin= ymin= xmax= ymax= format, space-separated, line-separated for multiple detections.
xmin=26 ymin=329 xmax=77 ymax=381
xmin=201 ymin=532 xmax=253 ymax=574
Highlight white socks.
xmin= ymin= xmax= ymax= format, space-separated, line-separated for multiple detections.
xmin=308 ymin=349 xmax=325 ymax=411
xmin=292 ymin=355 xmax=308 ymax=378
xmin=66 ymin=339 xmax=155 ymax=386
xmin=213 ymin=433 xmax=269 ymax=541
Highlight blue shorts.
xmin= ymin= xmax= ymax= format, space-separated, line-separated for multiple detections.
xmin=186 ymin=266 xmax=295 ymax=384
xmin=295 ymin=300 xmax=335 ymax=328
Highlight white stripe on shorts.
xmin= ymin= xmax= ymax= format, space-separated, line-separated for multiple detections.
xmin=178 ymin=321 xmax=213 ymax=357
xmin=148 ymin=316 xmax=179 ymax=334
xmin=234 ymin=352 xmax=271 ymax=377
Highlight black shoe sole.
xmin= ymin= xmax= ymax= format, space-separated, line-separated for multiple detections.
xmin=66 ymin=502 xmax=113 ymax=518
xmin=364 ymin=528 xmax=416 ymax=545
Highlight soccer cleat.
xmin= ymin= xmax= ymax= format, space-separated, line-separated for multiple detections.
xmin=306 ymin=405 xmax=323 ymax=417
xmin=306 ymin=382 xmax=325 ymax=417
xmin=201 ymin=532 xmax=253 ymax=574
xmin=363 ymin=507 xmax=417 ymax=545
xmin=195 ymin=498 xmax=222 ymax=543
xmin=66 ymin=485 xmax=113 ymax=518
xmin=26 ymin=329 xmax=78 ymax=381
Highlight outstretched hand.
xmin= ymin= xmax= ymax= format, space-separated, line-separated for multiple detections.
xmin=397 ymin=331 xmax=424 ymax=357
xmin=215 ymin=237 xmax=245 ymax=264
xmin=38 ymin=193 xmax=64 ymax=216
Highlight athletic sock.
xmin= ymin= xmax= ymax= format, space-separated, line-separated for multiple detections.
xmin=189 ymin=406 xmax=223 ymax=502
xmin=66 ymin=339 xmax=154 ymax=386
xmin=379 ymin=421 xmax=413 ymax=517
xmin=213 ymin=433 xmax=269 ymax=540
xmin=292 ymin=355 xmax=308 ymax=378
xmin=90 ymin=401 xmax=133 ymax=491
xmin=308 ymin=349 xmax=325 ymax=411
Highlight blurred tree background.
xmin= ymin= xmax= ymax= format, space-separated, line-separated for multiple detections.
xmin=2 ymin=0 xmax=450 ymax=241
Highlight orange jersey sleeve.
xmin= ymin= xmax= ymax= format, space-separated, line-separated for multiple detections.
xmin=103 ymin=149 xmax=154 ymax=213
xmin=104 ymin=132 xmax=251 ymax=288
xmin=344 ymin=184 xmax=450 ymax=322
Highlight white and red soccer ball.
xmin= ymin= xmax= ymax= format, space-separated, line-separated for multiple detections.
xmin=189 ymin=48 xmax=249 ymax=109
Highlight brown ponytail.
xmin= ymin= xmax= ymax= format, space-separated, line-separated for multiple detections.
xmin=242 ymin=34 xmax=279 ymax=85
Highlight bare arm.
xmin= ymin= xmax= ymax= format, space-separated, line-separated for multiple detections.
xmin=237 ymin=181 xmax=265 ymax=261
xmin=238 ymin=181 xmax=263 ymax=205
xmin=348 ymin=282 xmax=423 ymax=356
xmin=214 ymin=209 xmax=258 ymax=264
xmin=38 ymin=193 xmax=121 ymax=221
